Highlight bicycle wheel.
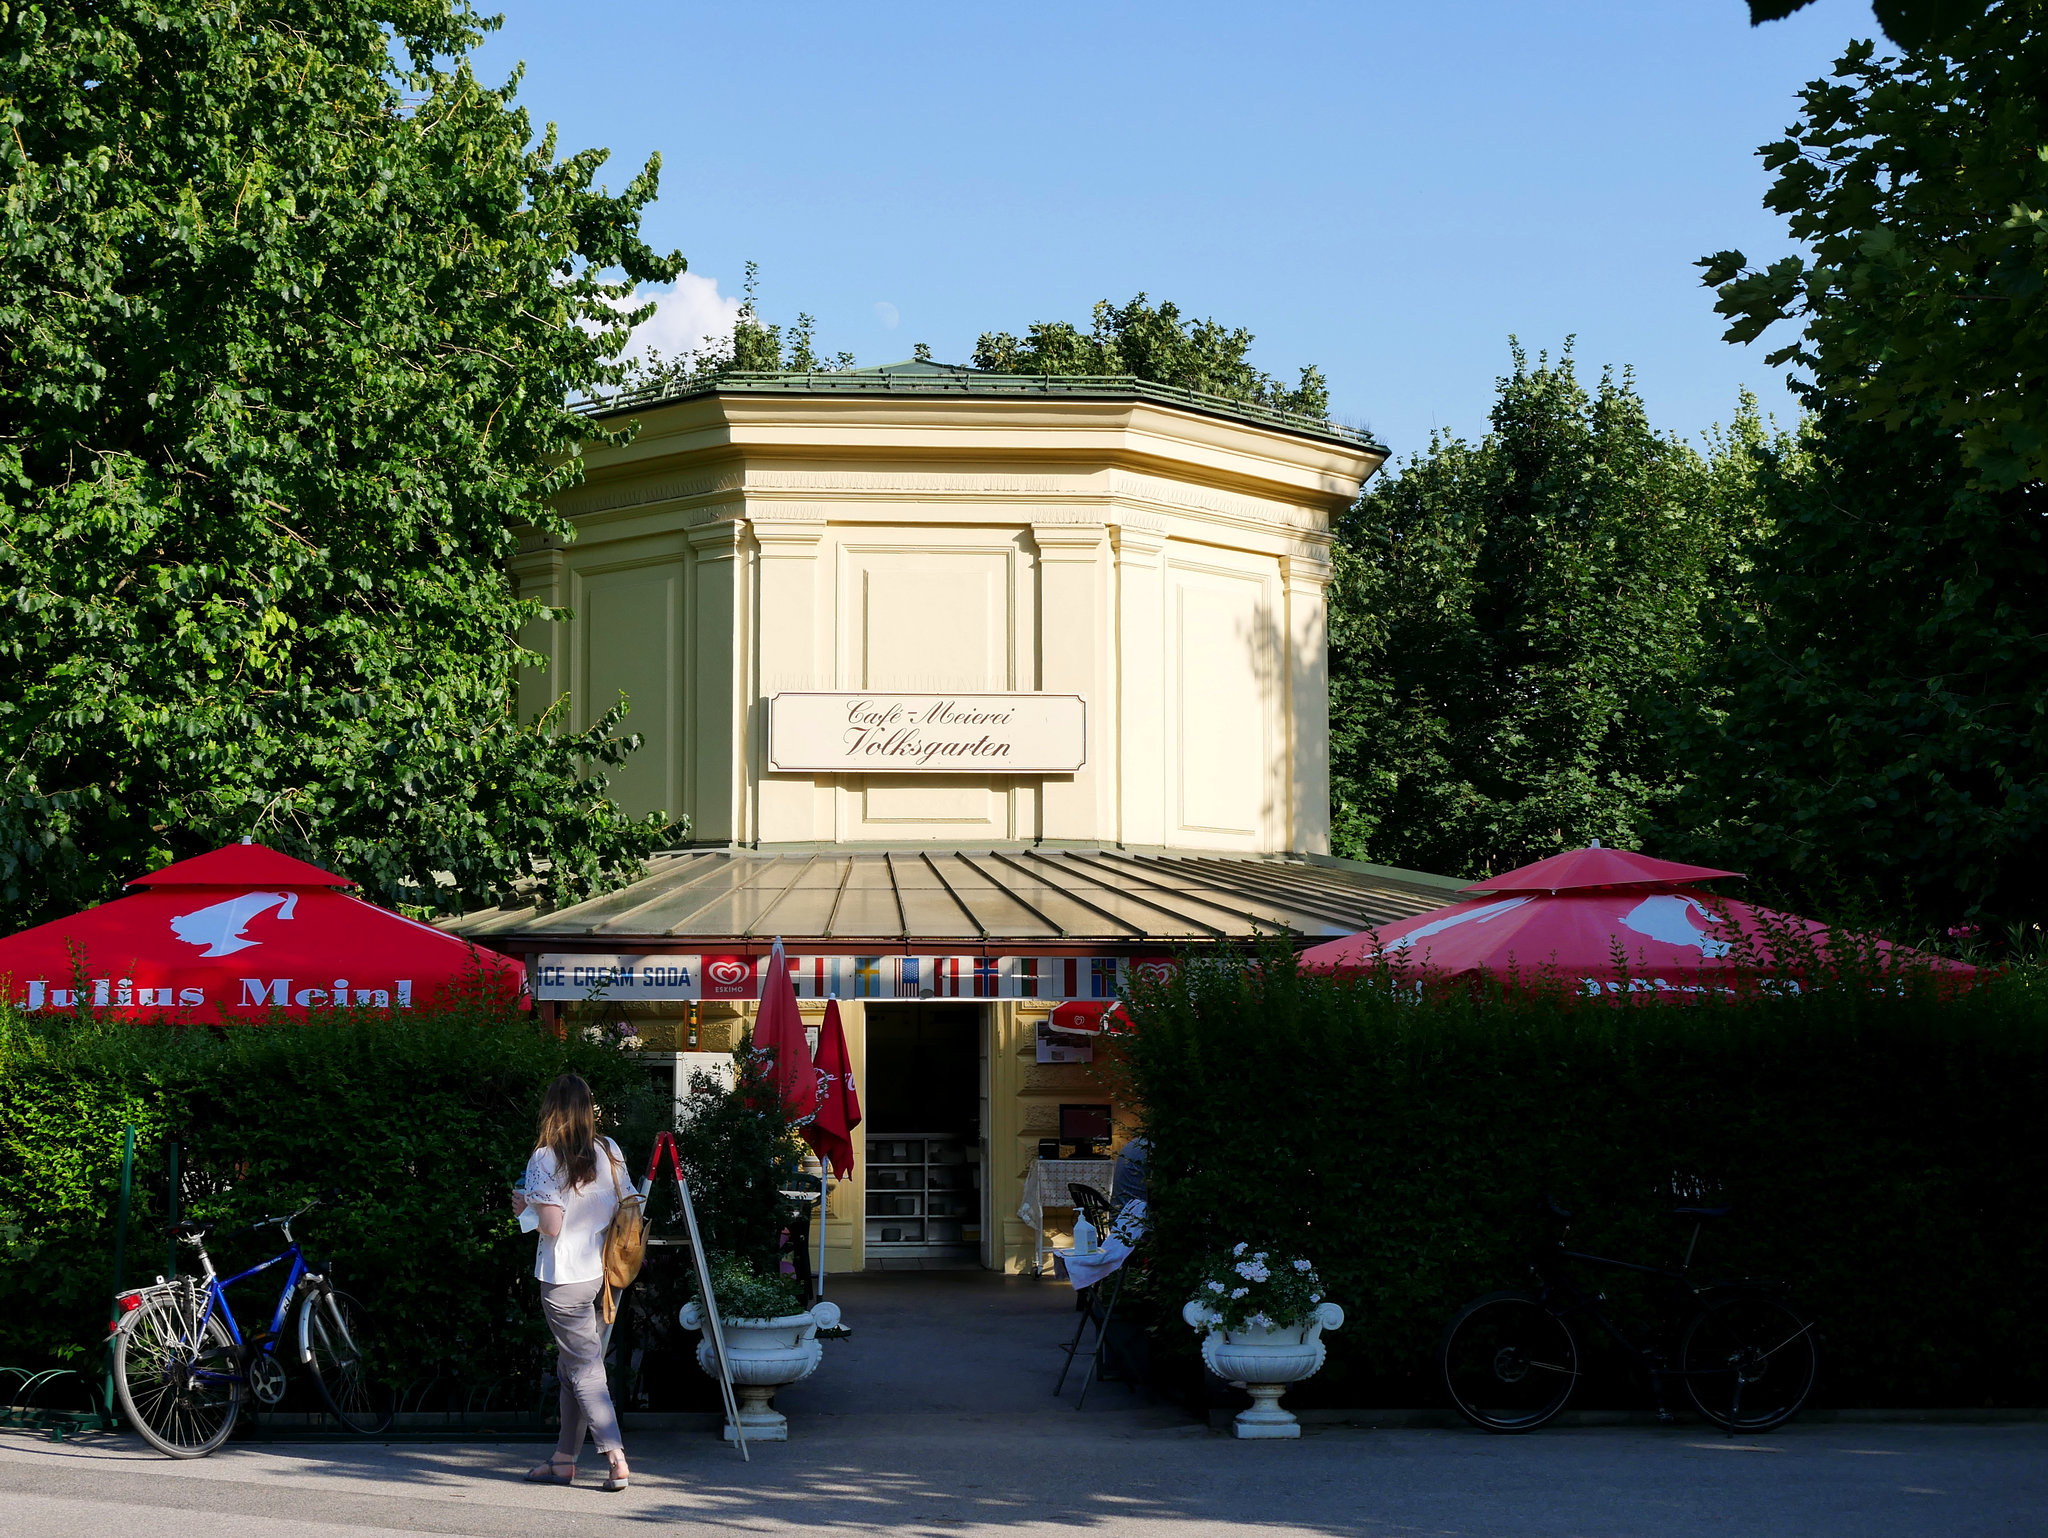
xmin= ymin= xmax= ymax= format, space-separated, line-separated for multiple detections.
xmin=299 ymin=1288 xmax=393 ymax=1434
xmin=1680 ymin=1290 xmax=1818 ymax=1431
xmin=1439 ymin=1290 xmax=1580 ymax=1432
xmin=114 ymin=1290 xmax=242 ymax=1458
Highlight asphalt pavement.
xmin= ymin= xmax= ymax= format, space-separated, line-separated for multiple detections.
xmin=4 ymin=1272 xmax=2037 ymax=1537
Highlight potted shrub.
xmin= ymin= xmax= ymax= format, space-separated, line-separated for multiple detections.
xmin=1182 ymin=1245 xmax=1344 ymax=1439
xmin=678 ymin=1254 xmax=841 ymax=1441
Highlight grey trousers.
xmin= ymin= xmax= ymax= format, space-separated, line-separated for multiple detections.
xmin=540 ymin=1278 xmax=623 ymax=1458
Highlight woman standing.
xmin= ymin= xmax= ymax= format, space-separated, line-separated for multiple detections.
xmin=511 ymin=1073 xmax=631 ymax=1491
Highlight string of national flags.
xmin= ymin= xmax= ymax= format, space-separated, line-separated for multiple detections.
xmin=532 ymin=952 xmax=1175 ymax=1003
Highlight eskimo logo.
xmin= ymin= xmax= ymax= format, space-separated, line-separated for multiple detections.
xmin=169 ymin=891 xmax=298 ymax=957
xmin=706 ymin=959 xmax=749 ymax=988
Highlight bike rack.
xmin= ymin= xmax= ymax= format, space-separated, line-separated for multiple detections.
xmin=0 ymin=1366 xmax=117 ymax=1441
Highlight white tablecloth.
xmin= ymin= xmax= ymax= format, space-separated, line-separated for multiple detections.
xmin=1017 ymin=1158 xmax=1116 ymax=1231
xmin=1061 ymin=1200 xmax=1147 ymax=1290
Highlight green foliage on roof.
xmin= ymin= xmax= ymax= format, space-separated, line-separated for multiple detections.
xmin=973 ymin=294 xmax=1331 ymax=420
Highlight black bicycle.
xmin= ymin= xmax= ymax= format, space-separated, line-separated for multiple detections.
xmin=111 ymin=1195 xmax=391 ymax=1457
xmin=1437 ymin=1197 xmax=1818 ymax=1433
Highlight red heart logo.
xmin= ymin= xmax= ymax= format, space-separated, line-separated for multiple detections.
xmin=1137 ymin=963 xmax=1171 ymax=984
xmin=707 ymin=960 xmax=748 ymax=987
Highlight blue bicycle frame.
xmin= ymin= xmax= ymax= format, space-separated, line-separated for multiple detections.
xmin=181 ymin=1224 xmax=318 ymax=1384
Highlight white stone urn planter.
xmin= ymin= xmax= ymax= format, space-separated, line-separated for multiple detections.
xmin=1183 ymin=1298 xmax=1345 ymax=1439
xmin=679 ymin=1298 xmax=842 ymax=1441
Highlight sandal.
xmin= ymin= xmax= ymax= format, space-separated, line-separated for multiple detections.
xmin=602 ymin=1453 xmax=630 ymax=1492
xmin=524 ymin=1455 xmax=576 ymax=1485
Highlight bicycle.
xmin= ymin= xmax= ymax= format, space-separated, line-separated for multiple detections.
xmin=1437 ymin=1196 xmax=1818 ymax=1434
xmin=111 ymin=1194 xmax=393 ymax=1457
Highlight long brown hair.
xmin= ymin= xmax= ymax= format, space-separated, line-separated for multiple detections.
xmin=536 ymin=1073 xmax=599 ymax=1191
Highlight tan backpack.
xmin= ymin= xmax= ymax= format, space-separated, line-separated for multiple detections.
xmin=599 ymin=1139 xmax=647 ymax=1324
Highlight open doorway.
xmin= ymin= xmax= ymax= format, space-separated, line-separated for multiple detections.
xmin=862 ymin=1003 xmax=984 ymax=1264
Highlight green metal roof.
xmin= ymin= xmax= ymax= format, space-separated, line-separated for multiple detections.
xmin=584 ymin=366 xmax=1386 ymax=455
xmin=443 ymin=847 xmax=1456 ymax=950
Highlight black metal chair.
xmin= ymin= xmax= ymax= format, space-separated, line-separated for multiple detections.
xmin=1069 ymin=1182 xmax=1114 ymax=1233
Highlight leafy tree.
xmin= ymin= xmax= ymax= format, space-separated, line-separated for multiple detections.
xmin=1689 ymin=11 xmax=2048 ymax=927
xmin=0 ymin=0 xmax=682 ymax=925
xmin=1747 ymin=0 xmax=1981 ymax=52
xmin=972 ymin=294 xmax=1330 ymax=418
xmin=1328 ymin=346 xmax=1775 ymax=879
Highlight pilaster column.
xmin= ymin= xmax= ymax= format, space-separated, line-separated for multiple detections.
xmin=1280 ymin=552 xmax=1333 ymax=855
xmin=1031 ymin=522 xmax=1109 ymax=842
xmin=688 ymin=518 xmax=749 ymax=846
xmin=511 ymin=538 xmax=569 ymax=728
xmin=752 ymin=517 xmax=827 ymax=843
xmin=1110 ymin=524 xmax=1168 ymax=848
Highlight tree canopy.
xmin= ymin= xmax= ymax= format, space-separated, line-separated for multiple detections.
xmin=0 ymin=0 xmax=682 ymax=925
xmin=1328 ymin=347 xmax=1775 ymax=880
xmin=1684 ymin=8 xmax=2048 ymax=928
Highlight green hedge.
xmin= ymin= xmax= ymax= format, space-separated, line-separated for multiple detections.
xmin=1118 ymin=954 xmax=2048 ymax=1408
xmin=0 ymin=1002 xmax=653 ymax=1392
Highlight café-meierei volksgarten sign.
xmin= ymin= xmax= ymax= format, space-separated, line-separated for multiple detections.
xmin=767 ymin=693 xmax=1086 ymax=775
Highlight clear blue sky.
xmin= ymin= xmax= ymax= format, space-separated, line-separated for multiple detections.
xmin=470 ymin=0 xmax=1876 ymax=461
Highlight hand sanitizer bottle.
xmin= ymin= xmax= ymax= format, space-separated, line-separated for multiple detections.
xmin=1072 ymin=1212 xmax=1097 ymax=1255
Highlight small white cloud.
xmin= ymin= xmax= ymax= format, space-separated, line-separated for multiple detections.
xmin=614 ymin=273 xmax=744 ymax=366
xmin=873 ymin=300 xmax=900 ymax=330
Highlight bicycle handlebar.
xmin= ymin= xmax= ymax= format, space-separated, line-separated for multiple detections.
xmin=175 ymin=1190 xmax=343 ymax=1244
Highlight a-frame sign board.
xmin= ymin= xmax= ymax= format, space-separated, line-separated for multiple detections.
xmin=646 ymin=1130 xmax=748 ymax=1460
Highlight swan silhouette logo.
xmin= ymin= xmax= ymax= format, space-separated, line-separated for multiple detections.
xmin=1618 ymin=895 xmax=1732 ymax=959
xmin=169 ymin=891 xmax=299 ymax=957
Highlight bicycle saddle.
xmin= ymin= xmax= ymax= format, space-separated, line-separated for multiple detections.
xmin=1672 ymin=1205 xmax=1732 ymax=1220
xmin=166 ymin=1219 xmax=214 ymax=1239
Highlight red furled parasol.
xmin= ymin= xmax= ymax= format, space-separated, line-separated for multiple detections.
xmin=751 ymin=937 xmax=818 ymax=1121
xmin=1298 ymin=844 xmax=1974 ymax=995
xmin=802 ymin=998 xmax=862 ymax=1178
xmin=0 ymin=841 xmax=522 ymax=1020
xmin=1045 ymin=1000 xmax=1134 ymax=1038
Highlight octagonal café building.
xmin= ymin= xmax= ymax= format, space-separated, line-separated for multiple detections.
xmin=450 ymin=362 xmax=1460 ymax=1273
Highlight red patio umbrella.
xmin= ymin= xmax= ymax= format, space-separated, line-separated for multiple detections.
xmin=802 ymin=998 xmax=862 ymax=1178
xmin=1298 ymin=844 xmax=1975 ymax=995
xmin=751 ymin=937 xmax=818 ymax=1122
xmin=0 ymin=841 xmax=523 ymax=1021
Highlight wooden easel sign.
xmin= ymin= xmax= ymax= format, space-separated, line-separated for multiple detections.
xmin=648 ymin=1131 xmax=748 ymax=1460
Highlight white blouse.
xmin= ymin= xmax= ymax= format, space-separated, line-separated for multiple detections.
xmin=522 ymin=1138 xmax=624 ymax=1286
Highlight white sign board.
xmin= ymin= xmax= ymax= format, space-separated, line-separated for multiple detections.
xmin=768 ymin=693 xmax=1086 ymax=775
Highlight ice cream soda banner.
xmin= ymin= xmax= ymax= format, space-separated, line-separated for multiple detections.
xmin=534 ymin=953 xmax=1177 ymax=1003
